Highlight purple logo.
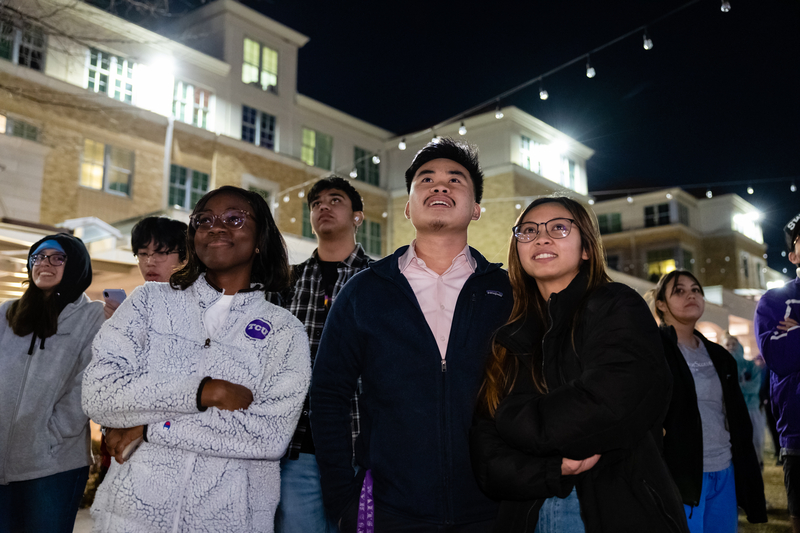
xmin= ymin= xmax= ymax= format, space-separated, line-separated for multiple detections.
xmin=245 ymin=319 xmax=272 ymax=340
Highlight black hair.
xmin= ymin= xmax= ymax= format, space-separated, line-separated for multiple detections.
xmin=131 ymin=217 xmax=188 ymax=262
xmin=6 ymin=233 xmax=93 ymax=339
xmin=306 ymin=176 xmax=364 ymax=212
xmin=404 ymin=137 xmax=484 ymax=203
xmin=170 ymin=186 xmax=291 ymax=294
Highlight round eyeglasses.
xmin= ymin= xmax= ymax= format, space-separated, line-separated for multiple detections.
xmin=513 ymin=218 xmax=576 ymax=242
xmin=135 ymin=251 xmax=180 ymax=264
xmin=190 ymin=209 xmax=251 ymax=231
xmin=30 ymin=253 xmax=67 ymax=267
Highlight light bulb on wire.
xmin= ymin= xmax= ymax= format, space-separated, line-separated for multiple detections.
xmin=350 ymin=169 xmax=357 ymax=178
xmin=495 ymin=105 xmax=504 ymax=119
xmin=720 ymin=0 xmax=731 ymax=12
xmin=372 ymin=154 xmax=381 ymax=165
xmin=706 ymin=189 xmax=713 ymax=199
xmin=792 ymin=183 xmax=798 ymax=192
xmin=642 ymin=30 xmax=653 ymax=51
xmin=747 ymin=186 xmax=754 ymax=195
xmin=398 ymin=138 xmax=407 ymax=150
xmin=458 ymin=122 xmax=467 ymax=135
xmin=539 ymin=83 xmax=549 ymax=100
xmin=283 ymin=195 xmax=290 ymax=203
xmin=298 ymin=190 xmax=305 ymax=198
xmin=585 ymin=55 xmax=596 ymax=78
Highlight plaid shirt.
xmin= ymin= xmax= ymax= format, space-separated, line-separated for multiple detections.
xmin=283 ymin=244 xmax=371 ymax=459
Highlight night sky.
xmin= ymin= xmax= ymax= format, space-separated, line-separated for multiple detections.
xmin=140 ymin=0 xmax=800 ymax=270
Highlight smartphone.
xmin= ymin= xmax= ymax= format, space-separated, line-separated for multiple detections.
xmin=120 ymin=436 xmax=143 ymax=462
xmin=103 ymin=289 xmax=127 ymax=306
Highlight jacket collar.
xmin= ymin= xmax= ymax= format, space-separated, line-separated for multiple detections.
xmin=193 ymin=273 xmax=264 ymax=309
xmin=309 ymin=243 xmax=371 ymax=268
xmin=371 ymin=244 xmax=500 ymax=282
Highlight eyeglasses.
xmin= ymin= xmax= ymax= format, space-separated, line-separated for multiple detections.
xmin=513 ymin=218 xmax=576 ymax=242
xmin=135 ymin=251 xmax=180 ymax=264
xmin=190 ymin=209 xmax=251 ymax=231
xmin=30 ymin=253 xmax=67 ymax=267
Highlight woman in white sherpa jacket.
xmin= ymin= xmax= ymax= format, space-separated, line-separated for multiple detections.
xmin=83 ymin=186 xmax=311 ymax=533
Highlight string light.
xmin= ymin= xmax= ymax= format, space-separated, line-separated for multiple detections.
xmin=350 ymin=169 xmax=358 ymax=178
xmin=458 ymin=122 xmax=467 ymax=135
xmin=588 ymin=199 xmax=595 ymax=205
xmin=585 ymin=55 xmax=596 ymax=78
xmin=431 ymin=135 xmax=442 ymax=143
xmin=298 ymin=190 xmax=305 ymax=198
xmin=515 ymin=203 xmax=522 ymax=209
xmin=747 ymin=186 xmax=754 ymax=195
xmin=539 ymin=83 xmax=549 ymax=100
xmin=626 ymin=195 xmax=634 ymax=203
xmin=706 ymin=189 xmax=713 ymax=198
xmin=721 ymin=0 xmax=731 ymax=12
xmin=480 ymin=207 xmax=486 ymax=213
xmin=283 ymin=195 xmax=290 ymax=203
xmin=643 ymin=30 xmax=654 ymax=50
xmin=381 ymin=212 xmax=388 ymax=218
xmin=792 ymin=182 xmax=797 ymax=192
xmin=666 ymin=193 xmax=673 ymax=199
xmin=495 ymin=105 xmax=504 ymax=119
xmin=398 ymin=138 xmax=407 ymax=150
xmin=372 ymin=154 xmax=381 ymax=165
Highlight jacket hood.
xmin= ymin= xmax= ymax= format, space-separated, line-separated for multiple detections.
xmin=27 ymin=233 xmax=93 ymax=312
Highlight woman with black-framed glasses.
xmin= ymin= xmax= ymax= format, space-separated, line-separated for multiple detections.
xmin=0 ymin=234 xmax=105 ymax=532
xmin=470 ymin=196 xmax=688 ymax=533
xmin=83 ymin=186 xmax=311 ymax=532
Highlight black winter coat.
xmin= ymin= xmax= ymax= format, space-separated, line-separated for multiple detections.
xmin=470 ymin=273 xmax=689 ymax=533
xmin=660 ymin=326 xmax=767 ymax=523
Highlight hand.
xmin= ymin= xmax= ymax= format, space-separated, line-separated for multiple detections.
xmin=561 ymin=454 xmax=601 ymax=476
xmin=778 ymin=318 xmax=799 ymax=331
xmin=103 ymin=300 xmax=120 ymax=320
xmin=105 ymin=426 xmax=144 ymax=465
xmin=200 ymin=379 xmax=254 ymax=411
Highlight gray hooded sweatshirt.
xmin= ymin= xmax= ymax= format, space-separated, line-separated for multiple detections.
xmin=0 ymin=233 xmax=104 ymax=484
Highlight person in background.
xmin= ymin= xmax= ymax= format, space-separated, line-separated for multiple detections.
xmin=721 ymin=333 xmax=765 ymax=469
xmin=0 ymin=234 xmax=105 ymax=532
xmin=755 ymin=210 xmax=800 ymax=533
xmin=653 ymin=270 xmax=766 ymax=533
xmin=470 ymin=197 xmax=687 ymax=533
xmin=275 ymin=176 xmax=371 ymax=533
xmin=83 ymin=186 xmax=310 ymax=532
xmin=310 ymin=138 xmax=513 ymax=531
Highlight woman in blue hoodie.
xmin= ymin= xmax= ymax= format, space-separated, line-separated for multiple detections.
xmin=0 ymin=234 xmax=105 ymax=532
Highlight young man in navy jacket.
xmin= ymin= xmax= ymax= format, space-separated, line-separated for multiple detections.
xmin=310 ymin=138 xmax=513 ymax=531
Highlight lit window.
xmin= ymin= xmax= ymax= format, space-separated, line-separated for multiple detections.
xmin=646 ymin=248 xmax=676 ymax=281
xmin=242 ymin=38 xmax=278 ymax=93
xmin=241 ymin=106 xmax=276 ymax=150
xmin=173 ymin=81 xmax=212 ymax=129
xmin=597 ymin=213 xmax=621 ymax=235
xmin=0 ymin=19 xmax=45 ymax=71
xmin=0 ymin=114 xmax=39 ymax=141
xmin=169 ymin=165 xmax=208 ymax=209
xmin=520 ymin=135 xmax=542 ymax=174
xmin=644 ymin=203 xmax=670 ymax=227
xmin=87 ymin=49 xmax=134 ymax=103
xmin=301 ymin=128 xmax=332 ymax=170
xmin=354 ymin=147 xmax=379 ymax=186
xmin=80 ymin=139 xmax=134 ymax=195
xmin=358 ymin=220 xmax=382 ymax=256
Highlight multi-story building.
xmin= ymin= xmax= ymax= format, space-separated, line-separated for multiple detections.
xmin=0 ymin=0 xmax=591 ymax=301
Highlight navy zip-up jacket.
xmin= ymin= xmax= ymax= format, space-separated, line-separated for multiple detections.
xmin=310 ymin=245 xmax=513 ymax=526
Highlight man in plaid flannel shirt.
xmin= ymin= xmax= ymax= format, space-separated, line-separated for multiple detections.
xmin=275 ymin=176 xmax=372 ymax=533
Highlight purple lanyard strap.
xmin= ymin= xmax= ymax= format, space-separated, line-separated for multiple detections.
xmin=356 ymin=469 xmax=374 ymax=533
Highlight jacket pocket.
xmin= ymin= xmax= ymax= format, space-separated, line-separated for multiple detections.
xmin=642 ymin=478 xmax=685 ymax=533
xmin=47 ymin=416 xmax=64 ymax=455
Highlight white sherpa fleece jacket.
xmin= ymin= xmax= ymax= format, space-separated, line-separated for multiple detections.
xmin=82 ymin=276 xmax=311 ymax=533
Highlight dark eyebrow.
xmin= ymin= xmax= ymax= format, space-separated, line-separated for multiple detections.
xmin=416 ymin=169 xmax=467 ymax=178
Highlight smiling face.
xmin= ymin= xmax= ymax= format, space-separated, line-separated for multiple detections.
xmin=31 ymin=248 xmax=66 ymax=295
xmin=656 ymin=274 xmax=705 ymax=327
xmin=516 ymin=203 xmax=588 ymax=299
xmin=309 ymin=188 xmax=362 ymax=239
xmin=193 ymin=192 xmax=258 ymax=280
xmin=404 ymin=158 xmax=481 ymax=234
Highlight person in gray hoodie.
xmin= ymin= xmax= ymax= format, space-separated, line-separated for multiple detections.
xmin=0 ymin=233 xmax=104 ymax=532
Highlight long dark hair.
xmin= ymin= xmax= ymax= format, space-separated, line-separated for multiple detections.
xmin=6 ymin=233 xmax=93 ymax=339
xmin=478 ymin=196 xmax=611 ymax=415
xmin=170 ymin=186 xmax=291 ymax=294
xmin=648 ymin=269 xmax=704 ymax=325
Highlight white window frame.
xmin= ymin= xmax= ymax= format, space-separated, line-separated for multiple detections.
xmin=80 ymin=139 xmax=134 ymax=196
xmin=85 ymin=48 xmax=135 ymax=104
xmin=173 ymin=80 xmax=214 ymax=130
xmin=0 ymin=18 xmax=46 ymax=71
xmin=242 ymin=37 xmax=278 ymax=93
xmin=169 ymin=164 xmax=209 ymax=210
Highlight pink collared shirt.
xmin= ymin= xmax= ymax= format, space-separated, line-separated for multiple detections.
xmin=399 ymin=240 xmax=477 ymax=359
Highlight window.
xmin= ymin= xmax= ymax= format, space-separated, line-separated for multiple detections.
xmin=241 ymin=106 xmax=276 ymax=150
xmin=644 ymin=203 xmax=670 ymax=228
xmin=169 ymin=165 xmax=209 ymax=209
xmin=646 ymin=248 xmax=676 ymax=281
xmin=359 ymin=220 xmax=382 ymax=256
xmin=80 ymin=139 xmax=134 ymax=195
xmin=0 ymin=19 xmax=45 ymax=71
xmin=742 ymin=253 xmax=749 ymax=279
xmin=606 ymin=255 xmax=620 ymax=271
xmin=678 ymin=203 xmax=690 ymax=226
xmin=354 ymin=147 xmax=379 ymax=186
xmin=597 ymin=213 xmax=622 ymax=235
xmin=242 ymin=38 xmax=278 ymax=93
xmin=520 ymin=135 xmax=542 ymax=174
xmin=302 ymin=203 xmax=313 ymax=238
xmin=173 ymin=81 xmax=212 ymax=129
xmin=301 ymin=128 xmax=333 ymax=170
xmin=87 ymin=49 xmax=134 ymax=103
xmin=0 ymin=115 xmax=39 ymax=141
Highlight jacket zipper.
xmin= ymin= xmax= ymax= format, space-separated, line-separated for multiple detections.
xmin=1 ymin=344 xmax=34 ymax=484
xmin=541 ymin=299 xmax=555 ymax=383
xmin=643 ymin=478 xmax=682 ymax=532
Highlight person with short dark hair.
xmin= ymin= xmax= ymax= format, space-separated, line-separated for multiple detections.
xmin=653 ymin=270 xmax=766 ymax=532
xmin=275 ymin=176 xmax=371 ymax=533
xmin=83 ymin=186 xmax=310 ymax=532
xmin=310 ymin=139 xmax=512 ymax=531
xmin=0 ymin=233 xmax=104 ymax=532
xmin=755 ymin=211 xmax=800 ymax=533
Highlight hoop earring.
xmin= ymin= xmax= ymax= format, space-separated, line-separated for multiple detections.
xmin=255 ymin=248 xmax=260 ymax=254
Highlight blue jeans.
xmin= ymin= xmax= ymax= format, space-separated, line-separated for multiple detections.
xmin=684 ymin=464 xmax=737 ymax=533
xmin=275 ymin=453 xmax=339 ymax=533
xmin=534 ymin=486 xmax=585 ymax=533
xmin=0 ymin=465 xmax=89 ymax=533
